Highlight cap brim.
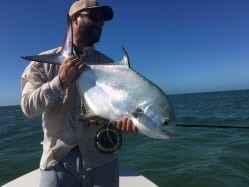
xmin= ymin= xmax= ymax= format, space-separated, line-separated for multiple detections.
xmin=87 ymin=6 xmax=113 ymax=21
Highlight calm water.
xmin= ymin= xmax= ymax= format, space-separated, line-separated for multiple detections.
xmin=0 ymin=90 xmax=249 ymax=186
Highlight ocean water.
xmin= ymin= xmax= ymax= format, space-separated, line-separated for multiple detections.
xmin=0 ymin=89 xmax=249 ymax=186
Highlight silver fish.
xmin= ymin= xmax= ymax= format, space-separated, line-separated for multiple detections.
xmin=21 ymin=16 xmax=176 ymax=139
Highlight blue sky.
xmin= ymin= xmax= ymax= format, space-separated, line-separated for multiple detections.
xmin=0 ymin=0 xmax=248 ymax=106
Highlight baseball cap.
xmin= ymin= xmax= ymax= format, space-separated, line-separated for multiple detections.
xmin=69 ymin=0 xmax=113 ymax=21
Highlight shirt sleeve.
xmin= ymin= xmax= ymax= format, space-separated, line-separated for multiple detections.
xmin=21 ymin=61 xmax=63 ymax=117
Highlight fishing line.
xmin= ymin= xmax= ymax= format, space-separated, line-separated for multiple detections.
xmin=106 ymin=122 xmax=115 ymax=147
xmin=177 ymin=124 xmax=249 ymax=129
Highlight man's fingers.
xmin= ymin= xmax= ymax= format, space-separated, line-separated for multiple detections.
xmin=125 ymin=118 xmax=132 ymax=132
xmin=121 ymin=118 xmax=128 ymax=132
xmin=78 ymin=63 xmax=87 ymax=71
xmin=115 ymin=120 xmax=122 ymax=130
xmin=65 ymin=56 xmax=78 ymax=64
xmin=59 ymin=56 xmax=86 ymax=87
xmin=132 ymin=125 xmax=138 ymax=134
xmin=113 ymin=117 xmax=138 ymax=134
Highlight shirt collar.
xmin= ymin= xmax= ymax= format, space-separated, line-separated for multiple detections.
xmin=73 ymin=46 xmax=95 ymax=58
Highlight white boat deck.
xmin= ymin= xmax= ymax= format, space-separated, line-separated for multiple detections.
xmin=3 ymin=165 xmax=158 ymax=187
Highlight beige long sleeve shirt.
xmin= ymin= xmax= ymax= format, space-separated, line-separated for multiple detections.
xmin=21 ymin=46 xmax=116 ymax=170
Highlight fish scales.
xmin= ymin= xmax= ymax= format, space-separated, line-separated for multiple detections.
xmin=76 ymin=61 xmax=175 ymax=139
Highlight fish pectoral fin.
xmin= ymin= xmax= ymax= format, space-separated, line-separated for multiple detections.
xmin=21 ymin=53 xmax=63 ymax=64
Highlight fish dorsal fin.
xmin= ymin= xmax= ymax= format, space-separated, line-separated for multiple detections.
xmin=117 ymin=47 xmax=130 ymax=68
xmin=61 ymin=15 xmax=73 ymax=57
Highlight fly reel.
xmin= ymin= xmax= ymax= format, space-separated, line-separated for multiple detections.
xmin=95 ymin=123 xmax=122 ymax=154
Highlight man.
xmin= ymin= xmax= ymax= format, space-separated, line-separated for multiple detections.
xmin=21 ymin=0 xmax=137 ymax=186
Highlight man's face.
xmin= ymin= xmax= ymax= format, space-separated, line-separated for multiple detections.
xmin=74 ymin=9 xmax=104 ymax=46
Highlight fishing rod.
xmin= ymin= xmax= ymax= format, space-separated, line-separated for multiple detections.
xmin=176 ymin=124 xmax=249 ymax=129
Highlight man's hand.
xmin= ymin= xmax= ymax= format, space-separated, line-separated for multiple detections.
xmin=113 ymin=117 xmax=138 ymax=134
xmin=59 ymin=56 xmax=86 ymax=88
xmin=83 ymin=116 xmax=138 ymax=134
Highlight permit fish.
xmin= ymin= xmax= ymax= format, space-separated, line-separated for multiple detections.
xmin=21 ymin=16 xmax=176 ymax=139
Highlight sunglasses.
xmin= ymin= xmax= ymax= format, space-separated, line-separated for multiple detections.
xmin=78 ymin=10 xmax=104 ymax=22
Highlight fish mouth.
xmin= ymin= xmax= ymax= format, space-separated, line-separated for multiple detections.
xmin=160 ymin=128 xmax=175 ymax=139
xmin=165 ymin=130 xmax=174 ymax=137
xmin=150 ymin=129 xmax=174 ymax=139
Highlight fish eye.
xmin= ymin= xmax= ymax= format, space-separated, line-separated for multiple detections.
xmin=132 ymin=107 xmax=143 ymax=118
xmin=161 ymin=118 xmax=169 ymax=126
xmin=135 ymin=108 xmax=143 ymax=113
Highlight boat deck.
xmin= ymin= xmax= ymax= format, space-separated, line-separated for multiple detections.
xmin=3 ymin=165 xmax=158 ymax=187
